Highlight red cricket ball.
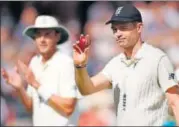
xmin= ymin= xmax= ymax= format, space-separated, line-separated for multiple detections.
xmin=77 ymin=36 xmax=87 ymax=52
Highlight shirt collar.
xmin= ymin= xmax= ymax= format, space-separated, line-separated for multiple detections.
xmin=120 ymin=42 xmax=148 ymax=60
xmin=120 ymin=42 xmax=148 ymax=66
xmin=38 ymin=48 xmax=60 ymax=69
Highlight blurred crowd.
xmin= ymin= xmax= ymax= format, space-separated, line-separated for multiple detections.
xmin=1 ymin=1 xmax=179 ymax=126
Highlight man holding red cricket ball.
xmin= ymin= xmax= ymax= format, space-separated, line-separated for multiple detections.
xmin=73 ymin=4 xmax=179 ymax=126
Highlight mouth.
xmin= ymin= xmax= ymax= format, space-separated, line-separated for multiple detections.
xmin=40 ymin=45 xmax=47 ymax=47
xmin=39 ymin=45 xmax=48 ymax=50
xmin=116 ymin=39 xmax=125 ymax=43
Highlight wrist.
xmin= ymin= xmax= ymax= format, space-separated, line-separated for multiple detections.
xmin=75 ymin=64 xmax=87 ymax=68
xmin=31 ymin=80 xmax=40 ymax=90
xmin=37 ymin=85 xmax=53 ymax=103
xmin=16 ymin=86 xmax=24 ymax=92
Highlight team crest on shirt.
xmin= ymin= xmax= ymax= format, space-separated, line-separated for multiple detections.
xmin=168 ymin=73 xmax=175 ymax=80
xmin=39 ymin=96 xmax=44 ymax=102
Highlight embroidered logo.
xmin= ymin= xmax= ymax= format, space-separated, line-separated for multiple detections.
xmin=169 ymin=73 xmax=175 ymax=80
xmin=115 ymin=6 xmax=123 ymax=16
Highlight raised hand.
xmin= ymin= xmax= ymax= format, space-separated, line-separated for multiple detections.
xmin=73 ymin=34 xmax=91 ymax=66
xmin=17 ymin=60 xmax=36 ymax=85
xmin=1 ymin=66 xmax=23 ymax=90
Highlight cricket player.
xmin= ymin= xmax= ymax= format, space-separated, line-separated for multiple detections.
xmin=1 ymin=15 xmax=78 ymax=126
xmin=73 ymin=4 xmax=179 ymax=126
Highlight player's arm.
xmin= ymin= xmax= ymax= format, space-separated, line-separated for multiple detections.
xmin=17 ymin=60 xmax=77 ymax=117
xmin=75 ymin=68 xmax=112 ymax=95
xmin=47 ymin=96 xmax=76 ymax=117
xmin=1 ymin=67 xmax=33 ymax=112
xmin=166 ymin=85 xmax=179 ymax=126
xmin=73 ymin=35 xmax=112 ymax=96
xmin=18 ymin=86 xmax=33 ymax=112
xmin=24 ymin=78 xmax=77 ymax=117
xmin=37 ymin=82 xmax=77 ymax=117
xmin=157 ymin=55 xmax=179 ymax=125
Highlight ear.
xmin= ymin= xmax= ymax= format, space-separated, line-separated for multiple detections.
xmin=56 ymin=32 xmax=61 ymax=44
xmin=137 ymin=23 xmax=143 ymax=33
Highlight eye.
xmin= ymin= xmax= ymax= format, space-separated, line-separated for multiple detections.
xmin=45 ymin=32 xmax=51 ymax=36
xmin=112 ymin=28 xmax=117 ymax=33
xmin=35 ymin=31 xmax=40 ymax=37
xmin=119 ymin=23 xmax=136 ymax=31
xmin=119 ymin=26 xmax=128 ymax=31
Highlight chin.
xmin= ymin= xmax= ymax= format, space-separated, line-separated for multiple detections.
xmin=119 ymin=43 xmax=127 ymax=47
xmin=118 ymin=45 xmax=131 ymax=50
xmin=39 ymin=49 xmax=48 ymax=55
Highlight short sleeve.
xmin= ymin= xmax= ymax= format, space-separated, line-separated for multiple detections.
xmin=100 ymin=59 xmax=114 ymax=83
xmin=158 ymin=55 xmax=178 ymax=92
xmin=58 ymin=61 xmax=77 ymax=98
xmin=175 ymin=69 xmax=179 ymax=82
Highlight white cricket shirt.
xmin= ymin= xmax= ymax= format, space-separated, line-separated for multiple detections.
xmin=26 ymin=49 xmax=77 ymax=126
xmin=175 ymin=69 xmax=179 ymax=81
xmin=101 ymin=43 xmax=178 ymax=126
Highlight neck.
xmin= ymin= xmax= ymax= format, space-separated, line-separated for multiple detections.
xmin=124 ymin=38 xmax=143 ymax=59
xmin=41 ymin=48 xmax=57 ymax=63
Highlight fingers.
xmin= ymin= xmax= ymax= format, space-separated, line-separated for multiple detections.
xmin=1 ymin=68 xmax=5 ymax=75
xmin=73 ymin=42 xmax=82 ymax=54
xmin=1 ymin=68 xmax=8 ymax=78
xmin=73 ymin=34 xmax=91 ymax=54
xmin=80 ymin=34 xmax=91 ymax=47
xmin=80 ymin=34 xmax=84 ymax=40
xmin=18 ymin=60 xmax=28 ymax=69
xmin=27 ymin=67 xmax=33 ymax=75
xmin=85 ymin=34 xmax=91 ymax=47
xmin=84 ymin=47 xmax=90 ymax=55
xmin=1 ymin=68 xmax=10 ymax=83
xmin=14 ymin=66 xmax=19 ymax=74
xmin=17 ymin=60 xmax=28 ymax=74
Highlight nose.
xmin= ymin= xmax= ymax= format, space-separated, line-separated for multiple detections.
xmin=114 ymin=29 xmax=122 ymax=39
xmin=39 ymin=35 xmax=45 ymax=43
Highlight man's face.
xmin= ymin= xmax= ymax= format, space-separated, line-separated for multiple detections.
xmin=34 ymin=29 xmax=60 ymax=55
xmin=111 ymin=22 xmax=142 ymax=49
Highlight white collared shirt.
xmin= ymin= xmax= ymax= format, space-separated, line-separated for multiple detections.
xmin=26 ymin=49 xmax=77 ymax=126
xmin=175 ymin=69 xmax=179 ymax=81
xmin=101 ymin=43 xmax=178 ymax=126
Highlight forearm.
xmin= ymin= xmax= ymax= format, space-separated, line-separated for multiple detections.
xmin=166 ymin=85 xmax=179 ymax=125
xmin=75 ymin=67 xmax=95 ymax=95
xmin=17 ymin=87 xmax=33 ymax=112
xmin=171 ymin=95 xmax=179 ymax=126
xmin=32 ymin=81 xmax=76 ymax=117
xmin=47 ymin=95 xmax=76 ymax=117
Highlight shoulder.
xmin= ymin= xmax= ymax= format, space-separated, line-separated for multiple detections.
xmin=29 ymin=55 xmax=40 ymax=68
xmin=103 ymin=54 xmax=124 ymax=72
xmin=54 ymin=51 xmax=74 ymax=68
xmin=106 ymin=54 xmax=123 ymax=66
xmin=144 ymin=43 xmax=167 ymax=59
xmin=56 ymin=52 xmax=73 ymax=63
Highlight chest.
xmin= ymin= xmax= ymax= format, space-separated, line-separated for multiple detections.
xmin=32 ymin=63 xmax=61 ymax=93
xmin=112 ymin=58 xmax=158 ymax=94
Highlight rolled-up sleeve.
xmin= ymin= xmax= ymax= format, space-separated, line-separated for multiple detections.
xmin=158 ymin=55 xmax=178 ymax=92
xmin=58 ymin=61 xmax=77 ymax=98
